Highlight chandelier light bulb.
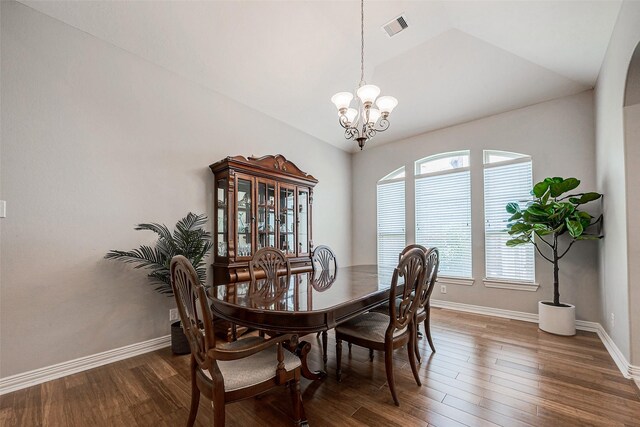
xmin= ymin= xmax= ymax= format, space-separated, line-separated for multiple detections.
xmin=356 ymin=84 xmax=380 ymax=106
xmin=345 ymin=108 xmax=358 ymax=124
xmin=331 ymin=92 xmax=354 ymax=112
xmin=367 ymin=108 xmax=381 ymax=124
xmin=376 ymin=96 xmax=398 ymax=116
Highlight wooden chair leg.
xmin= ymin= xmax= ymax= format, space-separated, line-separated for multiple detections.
xmin=414 ymin=320 xmax=422 ymax=364
xmin=321 ymin=331 xmax=328 ymax=368
xmin=408 ymin=330 xmax=422 ymax=387
xmin=187 ymin=357 xmax=200 ymax=427
xmin=384 ymin=347 xmax=399 ymax=406
xmin=336 ymin=339 xmax=343 ymax=382
xmin=425 ymin=307 xmax=436 ymax=353
xmin=212 ymin=387 xmax=225 ymax=427
xmin=289 ymin=375 xmax=305 ymax=426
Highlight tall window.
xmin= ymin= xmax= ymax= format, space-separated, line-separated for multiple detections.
xmin=377 ymin=167 xmax=406 ymax=274
xmin=484 ymin=150 xmax=535 ymax=283
xmin=415 ymin=151 xmax=472 ymax=278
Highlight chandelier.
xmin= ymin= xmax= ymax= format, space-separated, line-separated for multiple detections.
xmin=331 ymin=0 xmax=398 ymax=150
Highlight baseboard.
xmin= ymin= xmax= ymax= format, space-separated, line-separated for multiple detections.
xmin=0 ymin=335 xmax=170 ymax=395
xmin=431 ymin=299 xmax=639 ymax=383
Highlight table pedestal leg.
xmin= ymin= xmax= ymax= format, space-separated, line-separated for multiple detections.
xmin=293 ymin=340 xmax=326 ymax=380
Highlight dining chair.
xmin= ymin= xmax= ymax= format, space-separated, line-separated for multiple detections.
xmin=334 ymin=248 xmax=427 ymax=406
xmin=249 ymin=247 xmax=291 ymax=284
xmin=170 ymin=255 xmax=305 ymax=427
xmin=310 ymin=245 xmax=338 ymax=368
xmin=249 ymin=248 xmax=292 ymax=330
xmin=413 ymin=247 xmax=439 ymax=361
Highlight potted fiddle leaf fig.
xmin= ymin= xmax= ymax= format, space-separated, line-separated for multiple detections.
xmin=105 ymin=212 xmax=213 ymax=353
xmin=506 ymin=177 xmax=602 ymax=336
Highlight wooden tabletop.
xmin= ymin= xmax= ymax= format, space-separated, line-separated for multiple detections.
xmin=209 ymin=265 xmax=396 ymax=334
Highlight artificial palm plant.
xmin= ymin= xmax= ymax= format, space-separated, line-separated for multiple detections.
xmin=105 ymin=212 xmax=213 ymax=295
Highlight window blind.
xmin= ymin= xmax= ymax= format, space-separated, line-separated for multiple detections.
xmin=415 ymin=170 xmax=472 ymax=278
xmin=377 ymin=180 xmax=405 ymax=273
xmin=484 ymin=160 xmax=535 ymax=282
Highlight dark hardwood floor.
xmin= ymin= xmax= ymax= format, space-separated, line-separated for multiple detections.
xmin=2 ymin=308 xmax=639 ymax=426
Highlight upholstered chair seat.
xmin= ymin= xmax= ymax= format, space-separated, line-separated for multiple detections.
xmin=202 ymin=337 xmax=302 ymax=392
xmin=335 ymin=312 xmax=407 ymax=343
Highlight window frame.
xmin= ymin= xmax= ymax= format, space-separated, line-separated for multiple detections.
xmin=482 ymin=151 xmax=538 ymax=291
xmin=376 ymin=167 xmax=406 ymax=274
xmin=414 ymin=151 xmax=473 ymax=281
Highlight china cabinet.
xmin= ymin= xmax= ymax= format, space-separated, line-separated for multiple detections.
xmin=209 ymin=154 xmax=317 ymax=285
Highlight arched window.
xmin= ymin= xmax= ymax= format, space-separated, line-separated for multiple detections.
xmin=415 ymin=151 xmax=472 ymax=278
xmin=483 ymin=150 xmax=535 ymax=285
xmin=377 ymin=167 xmax=406 ymax=274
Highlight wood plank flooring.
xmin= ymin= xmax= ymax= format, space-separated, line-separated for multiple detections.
xmin=2 ymin=308 xmax=639 ymax=426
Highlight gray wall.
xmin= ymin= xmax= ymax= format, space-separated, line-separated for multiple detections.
xmin=594 ymin=0 xmax=640 ymax=364
xmin=0 ymin=1 xmax=352 ymax=377
xmin=352 ymin=91 xmax=600 ymax=321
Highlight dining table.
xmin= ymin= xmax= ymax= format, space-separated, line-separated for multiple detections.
xmin=208 ymin=264 xmax=398 ymax=380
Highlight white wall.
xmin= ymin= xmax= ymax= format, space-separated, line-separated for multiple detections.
xmin=594 ymin=0 xmax=640 ymax=364
xmin=352 ymin=91 xmax=600 ymax=321
xmin=0 ymin=1 xmax=352 ymax=378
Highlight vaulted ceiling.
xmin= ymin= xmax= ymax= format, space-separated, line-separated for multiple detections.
xmin=20 ymin=0 xmax=622 ymax=152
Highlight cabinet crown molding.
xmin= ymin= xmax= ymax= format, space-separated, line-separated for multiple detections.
xmin=210 ymin=154 xmax=318 ymax=184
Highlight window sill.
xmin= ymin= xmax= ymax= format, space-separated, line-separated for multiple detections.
xmin=437 ymin=276 xmax=475 ymax=286
xmin=483 ymin=279 xmax=539 ymax=292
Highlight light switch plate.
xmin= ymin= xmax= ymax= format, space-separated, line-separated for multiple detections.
xmin=0 ymin=200 xmax=6 ymax=218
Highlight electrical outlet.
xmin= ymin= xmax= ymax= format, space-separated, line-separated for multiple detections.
xmin=440 ymin=285 xmax=447 ymax=294
xmin=169 ymin=308 xmax=179 ymax=322
xmin=610 ymin=312 xmax=615 ymax=328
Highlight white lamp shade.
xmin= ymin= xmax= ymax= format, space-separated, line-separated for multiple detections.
xmin=345 ymin=108 xmax=358 ymax=124
xmin=356 ymin=84 xmax=380 ymax=104
xmin=376 ymin=96 xmax=398 ymax=114
xmin=368 ymin=108 xmax=381 ymax=124
xmin=331 ymin=92 xmax=353 ymax=110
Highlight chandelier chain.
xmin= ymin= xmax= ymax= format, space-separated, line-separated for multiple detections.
xmin=360 ymin=0 xmax=364 ymax=86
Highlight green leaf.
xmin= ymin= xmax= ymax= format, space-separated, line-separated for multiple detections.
xmin=566 ymin=219 xmax=584 ymax=238
xmin=506 ymin=237 xmax=530 ymax=247
xmin=509 ymin=212 xmax=523 ymax=221
xmin=506 ymin=202 xmax=521 ymax=214
xmin=532 ymin=181 xmax=550 ymax=198
xmin=508 ymin=223 xmax=532 ymax=235
xmin=550 ymin=178 xmax=580 ymax=198
xmin=574 ymin=234 xmax=601 ymax=240
xmin=575 ymin=192 xmax=602 ymax=204
xmin=526 ymin=205 xmax=549 ymax=217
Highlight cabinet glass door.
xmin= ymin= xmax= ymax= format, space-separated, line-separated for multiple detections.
xmin=216 ymin=178 xmax=228 ymax=257
xmin=257 ymin=180 xmax=276 ymax=249
xmin=236 ymin=177 xmax=253 ymax=258
xmin=297 ymin=189 xmax=309 ymax=255
xmin=279 ymin=185 xmax=296 ymax=255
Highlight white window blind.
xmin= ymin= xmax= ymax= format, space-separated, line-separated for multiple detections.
xmin=415 ymin=170 xmax=472 ymax=278
xmin=484 ymin=159 xmax=535 ymax=283
xmin=377 ymin=180 xmax=405 ymax=272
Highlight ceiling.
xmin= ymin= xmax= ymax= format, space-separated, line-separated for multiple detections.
xmin=19 ymin=0 xmax=622 ymax=152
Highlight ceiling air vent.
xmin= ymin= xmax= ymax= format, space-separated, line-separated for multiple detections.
xmin=382 ymin=15 xmax=408 ymax=37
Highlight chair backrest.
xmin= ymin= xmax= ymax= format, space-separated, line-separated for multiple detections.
xmin=311 ymin=245 xmax=338 ymax=291
xmin=416 ymin=248 xmax=439 ymax=311
xmin=170 ymin=255 xmax=216 ymax=369
xmin=398 ymin=244 xmax=428 ymax=262
xmin=249 ymin=247 xmax=291 ymax=298
xmin=387 ymin=248 xmax=427 ymax=334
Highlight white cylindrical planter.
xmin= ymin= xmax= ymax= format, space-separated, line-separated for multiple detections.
xmin=538 ymin=301 xmax=576 ymax=336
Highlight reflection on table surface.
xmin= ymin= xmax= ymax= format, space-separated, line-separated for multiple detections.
xmin=210 ymin=265 xmax=396 ymax=312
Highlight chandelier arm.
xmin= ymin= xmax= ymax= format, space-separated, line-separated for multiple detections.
xmin=344 ymin=127 xmax=359 ymax=141
xmin=338 ymin=115 xmax=350 ymax=130
xmin=373 ymin=118 xmax=390 ymax=132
